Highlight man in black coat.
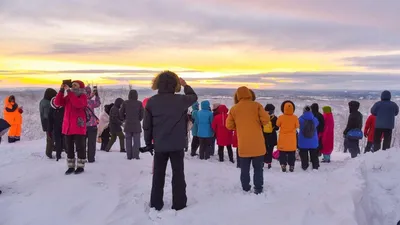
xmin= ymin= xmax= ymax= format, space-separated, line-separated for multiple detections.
xmin=143 ymin=71 xmax=198 ymax=211
xmin=343 ymin=101 xmax=363 ymax=158
xmin=105 ymin=98 xmax=125 ymax=152
xmin=311 ymin=103 xmax=325 ymax=155
xmin=48 ymin=97 xmax=65 ymax=161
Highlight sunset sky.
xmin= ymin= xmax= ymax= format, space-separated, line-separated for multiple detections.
xmin=1 ymin=0 xmax=400 ymax=89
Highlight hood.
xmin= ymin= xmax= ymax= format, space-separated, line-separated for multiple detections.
xmin=192 ymin=102 xmax=199 ymax=111
xmin=104 ymin=103 xmax=114 ymax=115
xmin=44 ymin=88 xmax=57 ymax=101
xmin=4 ymin=96 xmax=11 ymax=107
xmin=128 ymin=90 xmax=138 ymax=100
xmin=114 ymin=98 xmax=124 ymax=108
xmin=152 ymin=71 xmax=181 ymax=94
xmin=302 ymin=111 xmax=314 ymax=120
xmin=281 ymin=100 xmax=295 ymax=115
xmin=265 ymin=104 xmax=275 ymax=115
xmin=322 ymin=106 xmax=332 ymax=114
xmin=235 ymin=86 xmax=253 ymax=103
xmin=50 ymin=97 xmax=62 ymax=109
xmin=311 ymin=103 xmax=319 ymax=113
xmin=201 ymin=100 xmax=211 ymax=110
xmin=348 ymin=101 xmax=360 ymax=113
xmin=217 ymin=104 xmax=229 ymax=114
xmin=381 ymin=90 xmax=391 ymax=101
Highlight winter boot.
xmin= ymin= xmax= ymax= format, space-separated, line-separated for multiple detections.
xmin=227 ymin=148 xmax=234 ymax=163
xmin=15 ymin=136 xmax=20 ymax=142
xmin=289 ymin=166 xmax=295 ymax=172
xmin=8 ymin=136 xmax=15 ymax=143
xmin=281 ymin=165 xmax=287 ymax=172
xmin=254 ymin=189 xmax=263 ymax=195
xmin=0 ymin=190 xmax=2 ymax=195
xmin=76 ymin=158 xmax=86 ymax=172
xmin=74 ymin=167 xmax=84 ymax=174
xmin=65 ymin=158 xmax=76 ymax=175
xmin=120 ymin=149 xmax=126 ymax=153
xmin=46 ymin=152 xmax=53 ymax=159
xmin=267 ymin=163 xmax=272 ymax=169
xmin=218 ymin=149 xmax=224 ymax=162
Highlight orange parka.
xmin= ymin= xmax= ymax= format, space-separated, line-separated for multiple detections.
xmin=276 ymin=101 xmax=299 ymax=152
xmin=226 ymin=86 xmax=270 ymax=157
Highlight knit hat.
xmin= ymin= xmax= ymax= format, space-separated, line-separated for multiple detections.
xmin=303 ymin=105 xmax=311 ymax=113
xmin=322 ymin=106 xmax=332 ymax=113
xmin=72 ymin=80 xmax=85 ymax=89
xmin=50 ymin=97 xmax=61 ymax=109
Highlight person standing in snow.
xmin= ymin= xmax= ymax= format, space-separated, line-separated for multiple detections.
xmin=98 ymin=104 xmax=113 ymax=151
xmin=48 ymin=97 xmax=65 ymax=161
xmin=212 ymin=104 xmax=234 ymax=163
xmin=40 ymin=88 xmax=57 ymax=158
xmin=55 ymin=80 xmax=88 ymax=174
xmin=85 ymin=85 xmax=101 ymax=163
xmin=3 ymin=95 xmax=23 ymax=143
xmin=210 ymin=103 xmax=221 ymax=156
xmin=263 ymin=104 xmax=279 ymax=169
xmin=320 ymin=106 xmax=334 ymax=163
xmin=120 ymin=90 xmax=144 ymax=160
xmin=105 ymin=98 xmax=126 ymax=153
xmin=276 ymin=100 xmax=299 ymax=172
xmin=190 ymin=102 xmax=200 ymax=156
xmin=226 ymin=86 xmax=270 ymax=194
xmin=298 ymin=106 xmax=320 ymax=170
xmin=371 ymin=90 xmax=399 ymax=151
xmin=363 ymin=113 xmax=379 ymax=153
xmin=143 ymin=71 xmax=197 ymax=211
xmin=311 ymin=103 xmax=325 ymax=155
xmin=343 ymin=101 xmax=363 ymax=158
xmin=196 ymin=100 xmax=214 ymax=160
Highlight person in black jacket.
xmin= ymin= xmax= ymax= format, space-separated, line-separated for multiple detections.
xmin=48 ymin=97 xmax=65 ymax=161
xmin=343 ymin=101 xmax=363 ymax=158
xmin=263 ymin=104 xmax=279 ymax=169
xmin=105 ymin=98 xmax=125 ymax=152
xmin=311 ymin=103 xmax=325 ymax=155
xmin=143 ymin=71 xmax=198 ymax=211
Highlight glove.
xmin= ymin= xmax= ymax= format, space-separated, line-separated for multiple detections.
xmin=18 ymin=108 xmax=23 ymax=114
xmin=139 ymin=145 xmax=154 ymax=155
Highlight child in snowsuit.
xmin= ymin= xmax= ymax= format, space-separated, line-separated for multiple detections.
xmin=343 ymin=101 xmax=363 ymax=158
xmin=263 ymin=104 xmax=279 ymax=169
xmin=276 ymin=100 xmax=299 ymax=172
xmin=212 ymin=104 xmax=234 ymax=163
xmin=98 ymin=104 xmax=113 ymax=151
xmin=3 ymin=95 xmax=23 ymax=143
xmin=48 ymin=97 xmax=65 ymax=161
xmin=105 ymin=98 xmax=126 ymax=152
xmin=120 ymin=90 xmax=144 ymax=160
xmin=190 ymin=102 xmax=200 ymax=156
xmin=226 ymin=86 xmax=270 ymax=194
xmin=195 ymin=100 xmax=214 ymax=160
xmin=54 ymin=80 xmax=88 ymax=174
xmin=364 ymin=114 xmax=378 ymax=153
xmin=321 ymin=106 xmax=334 ymax=162
xmin=298 ymin=106 xmax=320 ymax=170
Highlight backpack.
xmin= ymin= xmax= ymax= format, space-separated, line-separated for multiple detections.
xmin=263 ymin=115 xmax=275 ymax=133
xmin=347 ymin=129 xmax=363 ymax=140
xmin=85 ymin=107 xmax=99 ymax=125
xmin=302 ymin=119 xmax=315 ymax=138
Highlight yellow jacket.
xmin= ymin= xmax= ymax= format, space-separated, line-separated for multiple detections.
xmin=226 ymin=87 xmax=270 ymax=157
xmin=276 ymin=101 xmax=299 ymax=151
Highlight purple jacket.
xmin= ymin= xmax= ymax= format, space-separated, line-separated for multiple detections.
xmin=86 ymin=87 xmax=101 ymax=127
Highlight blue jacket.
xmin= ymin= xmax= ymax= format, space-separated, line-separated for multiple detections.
xmin=191 ymin=102 xmax=199 ymax=136
xmin=371 ymin=90 xmax=399 ymax=129
xmin=298 ymin=111 xmax=319 ymax=149
xmin=195 ymin=101 xmax=214 ymax=138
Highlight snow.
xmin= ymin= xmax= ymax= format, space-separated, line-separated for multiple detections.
xmin=1 ymin=139 xmax=400 ymax=225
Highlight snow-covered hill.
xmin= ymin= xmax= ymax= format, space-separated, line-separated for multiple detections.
xmin=0 ymin=140 xmax=399 ymax=225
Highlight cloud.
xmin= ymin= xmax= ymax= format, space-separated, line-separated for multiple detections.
xmin=2 ymin=0 xmax=400 ymax=56
xmin=344 ymin=54 xmax=400 ymax=70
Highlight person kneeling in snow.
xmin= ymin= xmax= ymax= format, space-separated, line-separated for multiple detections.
xmin=143 ymin=71 xmax=198 ymax=211
xmin=226 ymin=86 xmax=270 ymax=194
xmin=55 ymin=80 xmax=88 ymax=175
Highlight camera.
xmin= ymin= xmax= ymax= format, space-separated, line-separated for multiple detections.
xmin=62 ymin=79 xmax=72 ymax=88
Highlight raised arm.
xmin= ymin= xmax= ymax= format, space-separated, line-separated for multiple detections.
xmin=258 ymin=104 xmax=270 ymax=126
xmin=54 ymin=89 xmax=66 ymax=107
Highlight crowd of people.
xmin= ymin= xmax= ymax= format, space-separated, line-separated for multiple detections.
xmin=0 ymin=71 xmax=399 ymax=209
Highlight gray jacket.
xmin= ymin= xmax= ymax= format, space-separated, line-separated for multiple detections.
xmin=120 ymin=90 xmax=144 ymax=133
xmin=371 ymin=90 xmax=399 ymax=129
xmin=109 ymin=98 xmax=124 ymax=134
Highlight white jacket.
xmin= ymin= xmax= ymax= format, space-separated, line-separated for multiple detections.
xmin=97 ymin=112 xmax=110 ymax=137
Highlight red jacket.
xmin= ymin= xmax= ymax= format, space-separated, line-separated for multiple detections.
xmin=232 ymin=130 xmax=238 ymax=148
xmin=55 ymin=90 xmax=88 ymax=135
xmin=364 ymin=115 xmax=382 ymax=142
xmin=211 ymin=105 xmax=233 ymax=146
xmin=321 ymin=112 xmax=334 ymax=155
